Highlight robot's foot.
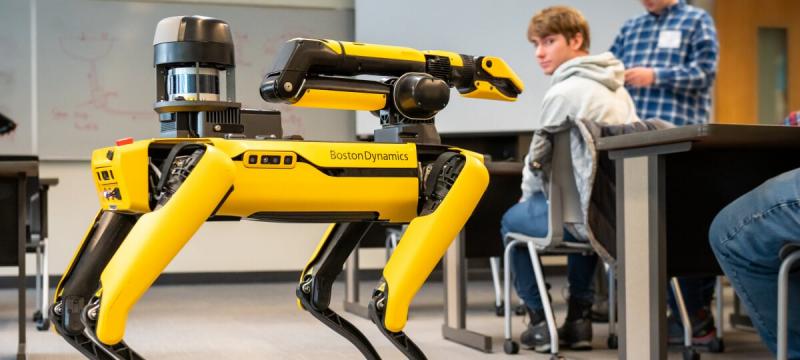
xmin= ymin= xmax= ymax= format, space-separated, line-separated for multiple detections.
xmin=51 ymin=297 xmax=145 ymax=360
xmin=368 ymin=291 xmax=427 ymax=360
xmin=296 ymin=279 xmax=381 ymax=360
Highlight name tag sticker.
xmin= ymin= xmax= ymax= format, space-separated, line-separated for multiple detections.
xmin=657 ymin=30 xmax=682 ymax=49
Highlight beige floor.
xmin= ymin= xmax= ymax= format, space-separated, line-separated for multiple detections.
xmin=0 ymin=277 xmax=772 ymax=359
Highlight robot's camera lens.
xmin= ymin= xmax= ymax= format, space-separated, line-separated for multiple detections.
xmin=167 ymin=67 xmax=220 ymax=101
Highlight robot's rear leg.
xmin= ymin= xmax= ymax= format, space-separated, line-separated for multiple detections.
xmin=297 ymin=222 xmax=383 ymax=359
xmin=51 ymin=210 xmax=144 ymax=360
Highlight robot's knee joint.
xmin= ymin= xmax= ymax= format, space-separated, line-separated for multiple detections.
xmin=420 ymin=152 xmax=465 ymax=215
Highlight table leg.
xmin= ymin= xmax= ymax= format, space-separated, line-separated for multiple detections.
xmin=343 ymin=248 xmax=370 ymax=319
xmin=442 ymin=230 xmax=492 ymax=352
xmin=617 ymin=156 xmax=666 ymax=360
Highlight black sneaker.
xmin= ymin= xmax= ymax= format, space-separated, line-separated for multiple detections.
xmin=558 ymin=298 xmax=593 ymax=350
xmin=668 ymin=308 xmax=717 ymax=346
xmin=520 ymin=309 xmax=552 ymax=353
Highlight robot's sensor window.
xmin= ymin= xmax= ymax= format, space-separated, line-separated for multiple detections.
xmin=243 ymin=151 xmax=295 ymax=169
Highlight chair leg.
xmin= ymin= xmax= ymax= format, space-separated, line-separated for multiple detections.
xmin=503 ymin=239 xmax=521 ymax=354
xmin=607 ymin=262 xmax=618 ymax=349
xmin=528 ymin=242 xmax=560 ymax=356
xmin=490 ymin=256 xmax=504 ymax=316
xmin=778 ymin=251 xmax=800 ymax=360
xmin=671 ymin=277 xmax=699 ymax=359
xmin=34 ymin=242 xmax=42 ymax=317
xmin=42 ymin=240 xmax=49 ymax=324
xmin=704 ymin=276 xmax=726 ymax=353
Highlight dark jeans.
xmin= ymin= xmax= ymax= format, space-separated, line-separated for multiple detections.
xmin=500 ymin=192 xmax=598 ymax=312
xmin=667 ymin=276 xmax=716 ymax=318
xmin=709 ymin=167 xmax=800 ymax=358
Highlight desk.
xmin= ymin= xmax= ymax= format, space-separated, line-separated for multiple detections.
xmin=0 ymin=156 xmax=38 ymax=360
xmin=442 ymin=160 xmax=523 ymax=353
xmin=596 ymin=124 xmax=800 ymax=360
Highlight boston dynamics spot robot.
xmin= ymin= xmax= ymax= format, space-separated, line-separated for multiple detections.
xmin=51 ymin=16 xmax=523 ymax=360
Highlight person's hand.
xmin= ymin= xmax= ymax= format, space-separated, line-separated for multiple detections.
xmin=624 ymin=67 xmax=656 ymax=87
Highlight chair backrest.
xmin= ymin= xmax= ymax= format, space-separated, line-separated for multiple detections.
xmin=545 ymin=130 xmax=584 ymax=246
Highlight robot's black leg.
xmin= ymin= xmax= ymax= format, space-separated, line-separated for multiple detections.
xmin=51 ymin=210 xmax=145 ymax=360
xmin=367 ymin=289 xmax=426 ymax=360
xmin=297 ymin=222 xmax=382 ymax=359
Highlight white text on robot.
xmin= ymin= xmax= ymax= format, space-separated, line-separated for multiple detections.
xmin=330 ymin=150 xmax=410 ymax=162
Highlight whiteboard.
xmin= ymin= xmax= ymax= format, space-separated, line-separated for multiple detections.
xmin=35 ymin=0 xmax=353 ymax=159
xmin=355 ymin=0 xmax=642 ymax=135
xmin=0 ymin=0 xmax=33 ymax=155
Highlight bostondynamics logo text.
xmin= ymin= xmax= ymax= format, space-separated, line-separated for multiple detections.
xmin=330 ymin=150 xmax=410 ymax=162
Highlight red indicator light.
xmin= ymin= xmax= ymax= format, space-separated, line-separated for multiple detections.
xmin=116 ymin=137 xmax=134 ymax=146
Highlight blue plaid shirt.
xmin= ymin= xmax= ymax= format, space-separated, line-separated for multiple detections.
xmin=610 ymin=1 xmax=719 ymax=126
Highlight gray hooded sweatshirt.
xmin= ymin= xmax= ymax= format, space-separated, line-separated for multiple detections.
xmin=521 ymin=52 xmax=639 ymax=201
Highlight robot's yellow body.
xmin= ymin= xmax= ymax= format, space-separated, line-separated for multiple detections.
xmin=52 ymin=29 xmax=523 ymax=360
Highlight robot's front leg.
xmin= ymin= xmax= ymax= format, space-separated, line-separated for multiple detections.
xmin=368 ymin=151 xmax=489 ymax=359
xmin=51 ymin=210 xmax=143 ymax=360
xmin=297 ymin=222 xmax=382 ymax=359
xmin=54 ymin=144 xmax=235 ymax=360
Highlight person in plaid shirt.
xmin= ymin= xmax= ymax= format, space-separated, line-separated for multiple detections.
xmin=610 ymin=0 xmax=720 ymax=347
xmin=610 ymin=0 xmax=718 ymax=126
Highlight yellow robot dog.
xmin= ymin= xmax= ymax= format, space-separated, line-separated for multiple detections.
xmin=51 ymin=16 xmax=523 ymax=360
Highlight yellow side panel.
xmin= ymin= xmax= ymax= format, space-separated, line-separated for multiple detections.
xmin=210 ymin=139 xmax=420 ymax=222
xmin=423 ymin=50 xmax=464 ymax=66
xmin=480 ymin=56 xmax=525 ymax=92
xmin=218 ymin=163 xmax=418 ymax=223
xmin=95 ymin=146 xmax=235 ymax=345
xmin=294 ymin=89 xmax=387 ymax=111
xmin=340 ymin=41 xmax=426 ymax=62
xmin=208 ymin=139 xmax=419 ymax=169
xmin=380 ymin=153 xmax=489 ymax=332
xmin=462 ymin=80 xmax=517 ymax=102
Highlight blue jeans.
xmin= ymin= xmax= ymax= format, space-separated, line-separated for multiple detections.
xmin=709 ymin=168 xmax=800 ymax=358
xmin=500 ymin=192 xmax=598 ymax=312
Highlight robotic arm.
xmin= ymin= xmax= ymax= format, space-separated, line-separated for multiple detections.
xmin=260 ymin=38 xmax=524 ymax=118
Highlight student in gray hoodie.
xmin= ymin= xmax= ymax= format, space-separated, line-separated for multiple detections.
xmin=501 ymin=6 xmax=638 ymax=353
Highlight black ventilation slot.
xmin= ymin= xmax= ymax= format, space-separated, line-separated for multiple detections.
xmin=425 ymin=55 xmax=452 ymax=83
xmin=205 ymin=108 xmax=241 ymax=124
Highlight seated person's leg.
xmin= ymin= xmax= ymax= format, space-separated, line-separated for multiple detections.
xmin=560 ymin=249 xmax=598 ymax=350
xmin=709 ymin=168 xmax=800 ymax=357
xmin=666 ymin=276 xmax=718 ymax=345
xmin=500 ymin=192 xmax=551 ymax=352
